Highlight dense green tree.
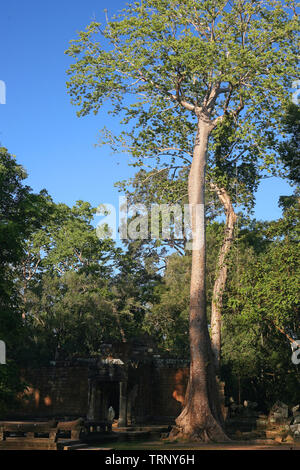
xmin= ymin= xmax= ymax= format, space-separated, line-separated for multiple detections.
xmin=278 ymin=103 xmax=300 ymax=184
xmin=116 ymin=123 xmax=262 ymax=372
xmin=143 ymin=253 xmax=191 ymax=355
xmin=25 ymin=270 xmax=120 ymax=361
xmin=142 ymin=222 xmax=225 ymax=357
xmin=66 ymin=0 xmax=298 ymax=441
xmin=19 ymin=200 xmax=118 ymax=361
xmin=220 ymin=202 xmax=299 ymax=409
xmin=19 ymin=200 xmax=162 ymax=361
xmin=0 ymin=148 xmax=50 ymax=414
xmin=112 ymin=239 xmax=162 ymax=343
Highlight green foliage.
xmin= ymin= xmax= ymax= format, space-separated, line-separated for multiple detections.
xmin=221 ymin=204 xmax=300 ymax=408
xmin=65 ymin=6 xmax=298 ymax=399
xmin=25 ymin=271 xmax=119 ymax=361
xmin=24 ymin=199 xmax=115 ymax=277
xmin=1 ymin=144 xmax=299 ymax=411
xmin=278 ymin=103 xmax=300 ymax=184
xmin=1 ymin=1 xmax=299 ymax=413
xmin=143 ymin=254 xmax=191 ymax=356
xmin=144 ymin=207 xmax=299 ymax=407
xmin=142 ymin=223 xmax=225 ymax=355
xmin=0 ymin=363 xmax=27 ymax=416
xmin=66 ymin=0 xmax=298 ymax=178
xmin=18 ymin=201 xmax=162 ymax=362
xmin=0 ymin=148 xmax=50 ymax=414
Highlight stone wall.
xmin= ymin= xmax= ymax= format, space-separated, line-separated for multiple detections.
xmin=130 ymin=363 xmax=189 ymax=424
xmin=6 ymin=365 xmax=89 ymax=420
xmin=4 ymin=358 xmax=224 ymax=425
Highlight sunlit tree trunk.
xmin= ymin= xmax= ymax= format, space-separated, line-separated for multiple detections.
xmin=170 ymin=120 xmax=229 ymax=442
xmin=210 ymin=184 xmax=237 ymax=371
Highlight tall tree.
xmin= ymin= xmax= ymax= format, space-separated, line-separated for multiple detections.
xmin=19 ymin=200 xmax=118 ymax=361
xmin=117 ymin=118 xmax=261 ymax=372
xmin=20 ymin=199 xmax=161 ymax=361
xmin=221 ymin=208 xmax=300 ymax=409
xmin=66 ymin=0 xmax=298 ymax=441
xmin=0 ymin=148 xmax=49 ymax=413
xmin=207 ymin=115 xmax=261 ymax=371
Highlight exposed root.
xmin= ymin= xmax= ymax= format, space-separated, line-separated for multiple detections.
xmin=168 ymin=426 xmax=230 ymax=443
xmin=167 ymin=420 xmax=231 ymax=443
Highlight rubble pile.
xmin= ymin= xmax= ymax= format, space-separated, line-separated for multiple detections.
xmin=227 ymin=399 xmax=300 ymax=444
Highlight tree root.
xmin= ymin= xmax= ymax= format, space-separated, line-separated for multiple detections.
xmin=167 ymin=422 xmax=231 ymax=443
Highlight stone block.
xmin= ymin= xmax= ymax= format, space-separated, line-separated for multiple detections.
xmin=283 ymin=434 xmax=294 ymax=444
xmin=290 ymin=424 xmax=300 ymax=434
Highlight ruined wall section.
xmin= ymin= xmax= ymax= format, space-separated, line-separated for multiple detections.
xmin=130 ymin=359 xmax=189 ymax=425
xmin=6 ymin=363 xmax=89 ymax=420
xmin=3 ymin=358 xmax=222 ymax=425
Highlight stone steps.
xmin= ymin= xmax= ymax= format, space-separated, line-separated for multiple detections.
xmin=113 ymin=425 xmax=169 ymax=442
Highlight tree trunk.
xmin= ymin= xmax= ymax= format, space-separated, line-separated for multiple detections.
xmin=170 ymin=121 xmax=229 ymax=442
xmin=210 ymin=184 xmax=237 ymax=371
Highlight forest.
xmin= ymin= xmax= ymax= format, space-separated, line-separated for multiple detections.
xmin=0 ymin=0 xmax=299 ymax=445
xmin=1 ymin=105 xmax=299 ymax=414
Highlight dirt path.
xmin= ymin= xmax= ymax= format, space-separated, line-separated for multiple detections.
xmin=99 ymin=439 xmax=300 ymax=451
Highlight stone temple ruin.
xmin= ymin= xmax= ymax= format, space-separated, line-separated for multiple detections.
xmin=6 ymin=341 xmax=197 ymax=426
xmin=2 ymin=339 xmax=299 ymax=448
xmin=1 ymin=340 xmax=204 ymax=448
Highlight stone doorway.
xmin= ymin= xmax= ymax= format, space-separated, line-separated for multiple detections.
xmin=107 ymin=382 xmax=119 ymax=421
xmin=87 ymin=380 xmax=121 ymax=423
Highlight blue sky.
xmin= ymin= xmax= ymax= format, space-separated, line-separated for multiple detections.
xmin=0 ymin=0 xmax=294 ymax=228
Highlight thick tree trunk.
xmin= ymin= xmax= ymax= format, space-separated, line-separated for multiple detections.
xmin=210 ymin=184 xmax=237 ymax=371
xmin=170 ymin=121 xmax=229 ymax=442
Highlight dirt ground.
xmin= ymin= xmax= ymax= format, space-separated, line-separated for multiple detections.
xmin=99 ymin=438 xmax=300 ymax=451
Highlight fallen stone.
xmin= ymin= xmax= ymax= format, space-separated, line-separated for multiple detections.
xmin=283 ymin=434 xmax=294 ymax=444
xmin=290 ymin=424 xmax=300 ymax=433
xmin=268 ymin=402 xmax=289 ymax=425
xmin=256 ymin=418 xmax=268 ymax=429
xmin=270 ymin=402 xmax=289 ymax=418
xmin=266 ymin=429 xmax=283 ymax=439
